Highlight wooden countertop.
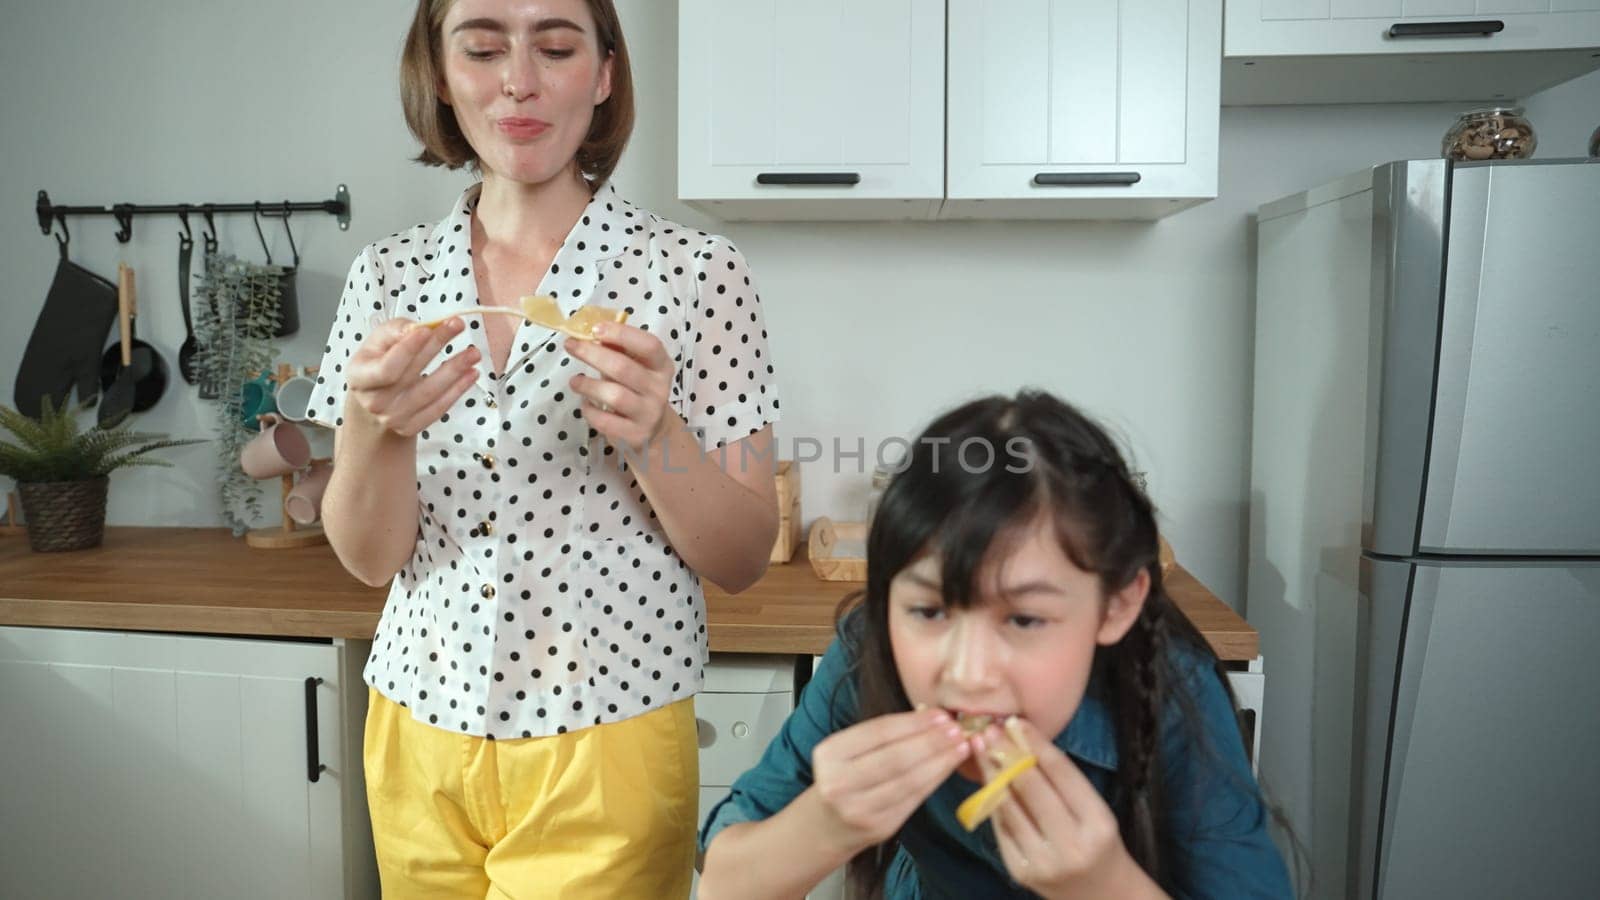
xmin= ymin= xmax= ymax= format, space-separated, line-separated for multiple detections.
xmin=0 ymin=527 xmax=1257 ymax=660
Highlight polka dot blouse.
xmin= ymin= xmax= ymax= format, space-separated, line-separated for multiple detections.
xmin=306 ymin=181 xmax=781 ymax=739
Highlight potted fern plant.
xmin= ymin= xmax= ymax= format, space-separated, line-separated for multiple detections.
xmin=0 ymin=399 xmax=204 ymax=552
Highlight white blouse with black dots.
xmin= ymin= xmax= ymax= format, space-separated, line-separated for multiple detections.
xmin=307 ymin=181 xmax=781 ymax=739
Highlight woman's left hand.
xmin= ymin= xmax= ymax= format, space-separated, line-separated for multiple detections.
xmin=973 ymin=717 xmax=1167 ymax=900
xmin=566 ymin=321 xmax=677 ymax=455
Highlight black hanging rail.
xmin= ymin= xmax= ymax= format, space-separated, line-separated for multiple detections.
xmin=35 ymin=184 xmax=351 ymax=244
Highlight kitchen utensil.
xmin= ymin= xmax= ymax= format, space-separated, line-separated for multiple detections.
xmin=176 ymin=230 xmax=200 ymax=384
xmin=97 ymin=265 xmax=137 ymax=424
xmin=239 ymin=413 xmax=311 ymax=478
xmin=807 ymin=517 xmax=868 ymax=582
xmin=418 ymin=294 xmax=627 ymax=340
xmin=196 ymin=212 xmax=222 ymax=394
xmin=13 ymin=237 xmax=118 ymax=418
xmin=97 ymin=264 xmax=168 ymax=423
xmin=253 ymin=204 xmax=300 ymax=337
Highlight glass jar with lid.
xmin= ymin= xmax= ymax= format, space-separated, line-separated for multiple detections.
xmin=864 ymin=463 xmax=897 ymax=530
xmin=1442 ymin=107 xmax=1537 ymax=161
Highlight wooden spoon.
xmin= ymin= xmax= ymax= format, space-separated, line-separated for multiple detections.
xmin=418 ymin=294 xmax=627 ymax=341
xmin=97 ymin=264 xmax=137 ymax=425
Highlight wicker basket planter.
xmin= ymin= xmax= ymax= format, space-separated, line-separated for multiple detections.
xmin=16 ymin=477 xmax=109 ymax=552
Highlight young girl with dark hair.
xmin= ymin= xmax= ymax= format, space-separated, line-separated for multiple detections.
xmin=696 ymin=391 xmax=1292 ymax=899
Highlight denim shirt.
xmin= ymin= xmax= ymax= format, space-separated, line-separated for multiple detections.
xmin=699 ymin=627 xmax=1293 ymax=899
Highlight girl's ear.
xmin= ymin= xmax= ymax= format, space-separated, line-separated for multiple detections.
xmin=1096 ymin=566 xmax=1150 ymax=646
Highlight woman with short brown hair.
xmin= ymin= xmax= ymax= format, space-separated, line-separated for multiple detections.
xmin=399 ymin=0 xmax=634 ymax=180
xmin=306 ymin=1 xmax=783 ymax=895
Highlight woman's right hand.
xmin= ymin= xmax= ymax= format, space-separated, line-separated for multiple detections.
xmin=807 ymin=707 xmax=972 ymax=857
xmin=345 ymin=317 xmax=481 ymax=437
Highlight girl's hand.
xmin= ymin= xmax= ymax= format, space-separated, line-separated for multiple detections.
xmin=807 ymin=708 xmax=972 ymax=859
xmin=346 ymin=317 xmax=481 ymax=437
xmin=566 ymin=321 xmax=675 ymax=455
xmin=974 ymin=717 xmax=1166 ymax=900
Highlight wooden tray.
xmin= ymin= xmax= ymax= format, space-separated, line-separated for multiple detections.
xmin=807 ymin=517 xmax=867 ymax=582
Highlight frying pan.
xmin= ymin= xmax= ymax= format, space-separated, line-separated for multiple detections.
xmin=97 ymin=264 xmax=168 ymax=424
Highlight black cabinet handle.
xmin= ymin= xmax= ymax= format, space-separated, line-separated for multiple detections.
xmin=305 ymin=676 xmax=326 ymax=784
xmin=1388 ymin=20 xmax=1504 ymax=38
xmin=1033 ymin=172 xmax=1142 ymax=187
xmin=755 ymin=173 xmax=861 ymax=186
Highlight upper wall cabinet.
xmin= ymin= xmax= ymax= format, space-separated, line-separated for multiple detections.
xmin=677 ymin=0 xmax=1221 ymax=221
xmin=943 ymin=0 xmax=1222 ymax=220
xmin=1224 ymin=1 xmax=1600 ymax=104
xmin=678 ymin=0 xmax=947 ymax=220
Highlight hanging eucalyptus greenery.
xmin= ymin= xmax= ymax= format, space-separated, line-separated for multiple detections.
xmin=192 ymin=252 xmax=283 ymax=535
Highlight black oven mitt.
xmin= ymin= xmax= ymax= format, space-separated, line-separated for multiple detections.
xmin=13 ymin=254 xmax=119 ymax=418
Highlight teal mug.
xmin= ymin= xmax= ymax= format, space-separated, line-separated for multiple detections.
xmin=240 ymin=372 xmax=278 ymax=431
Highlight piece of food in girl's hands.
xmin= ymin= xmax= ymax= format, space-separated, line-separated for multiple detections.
xmin=954 ymin=717 xmax=1038 ymax=831
xmin=955 ymin=752 xmax=1038 ymax=831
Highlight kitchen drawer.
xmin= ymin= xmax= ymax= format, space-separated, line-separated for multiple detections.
xmin=697 ymin=689 xmax=793 ymax=786
xmin=705 ymin=653 xmax=798 ymax=694
xmin=699 ymin=784 xmax=732 ymax=824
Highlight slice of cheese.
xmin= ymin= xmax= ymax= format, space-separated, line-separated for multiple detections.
xmin=955 ymin=754 xmax=1038 ymax=831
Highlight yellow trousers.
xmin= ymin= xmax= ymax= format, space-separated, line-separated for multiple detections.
xmin=364 ymin=688 xmax=699 ymax=899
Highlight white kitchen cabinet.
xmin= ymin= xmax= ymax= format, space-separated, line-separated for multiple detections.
xmin=692 ymin=654 xmax=847 ymax=900
xmin=1224 ymin=1 xmax=1600 ymax=104
xmin=0 ymin=627 xmax=376 ymax=900
xmin=942 ymin=0 xmax=1222 ymax=219
xmin=678 ymin=0 xmax=947 ymax=220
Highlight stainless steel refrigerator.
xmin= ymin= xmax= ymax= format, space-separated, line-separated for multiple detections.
xmin=1248 ymin=158 xmax=1600 ymax=900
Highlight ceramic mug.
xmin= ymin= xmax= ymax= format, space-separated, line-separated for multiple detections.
xmin=240 ymin=372 xmax=278 ymax=431
xmin=274 ymin=373 xmax=316 ymax=423
xmin=283 ymin=460 xmax=333 ymax=524
xmin=240 ymin=413 xmax=311 ymax=478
